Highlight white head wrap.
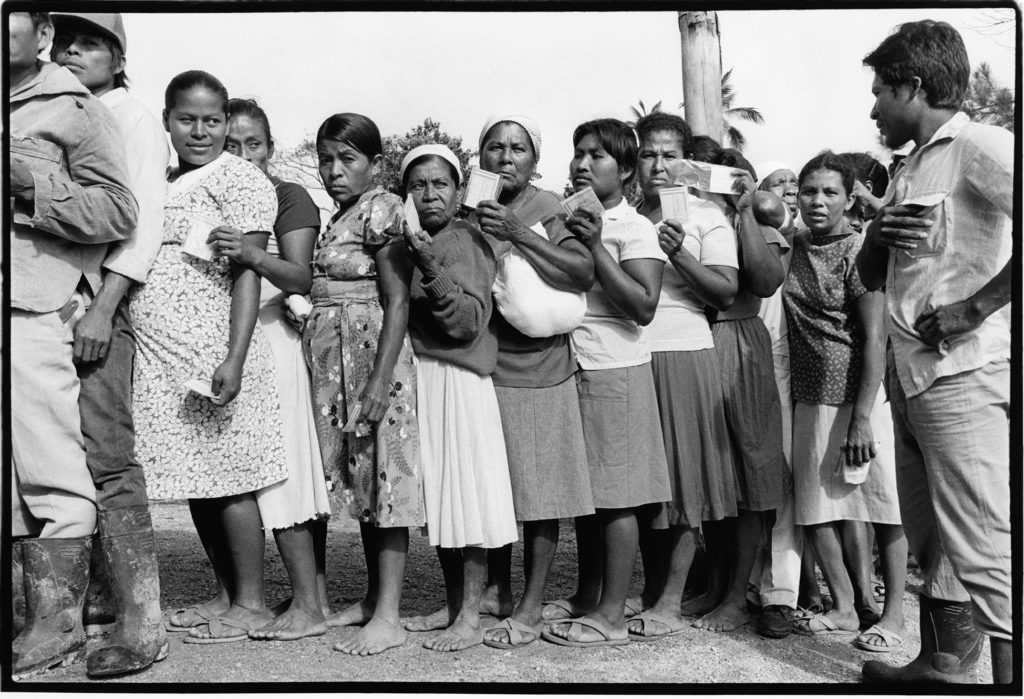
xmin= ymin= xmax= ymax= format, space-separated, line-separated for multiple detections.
xmin=400 ymin=144 xmax=463 ymax=187
xmin=478 ymin=113 xmax=542 ymax=165
xmin=755 ymin=161 xmax=795 ymax=190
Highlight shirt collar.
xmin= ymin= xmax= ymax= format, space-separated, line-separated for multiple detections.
xmin=911 ymin=112 xmax=970 ymax=157
xmin=99 ymin=87 xmax=129 ymax=109
xmin=603 ymin=197 xmax=631 ymax=222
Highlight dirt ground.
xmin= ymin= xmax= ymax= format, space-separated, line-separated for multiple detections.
xmin=19 ymin=500 xmax=993 ymax=687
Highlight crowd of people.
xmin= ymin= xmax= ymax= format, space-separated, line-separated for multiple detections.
xmin=8 ymin=11 xmax=1012 ymax=685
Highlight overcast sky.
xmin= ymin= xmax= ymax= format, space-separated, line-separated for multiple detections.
xmin=115 ymin=6 xmax=1016 ymax=192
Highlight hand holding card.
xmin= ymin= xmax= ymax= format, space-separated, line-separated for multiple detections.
xmin=184 ymin=378 xmax=219 ymax=400
xmin=462 ymin=168 xmax=503 ymax=210
xmin=182 ymin=214 xmax=222 ymax=261
xmin=561 ymin=187 xmax=604 ymax=220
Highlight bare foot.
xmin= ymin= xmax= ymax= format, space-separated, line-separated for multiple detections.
xmin=403 ymin=606 xmax=454 ymax=632
xmin=423 ymin=614 xmax=483 ymax=652
xmin=334 ymin=617 xmax=407 ymax=655
xmin=480 ymin=586 xmax=514 ymax=618
xmin=270 ymin=596 xmax=332 ymax=620
xmin=188 ymin=604 xmax=271 ymax=641
xmin=692 ymin=599 xmax=750 ymax=632
xmin=325 ymin=599 xmax=375 ymax=628
xmin=679 ymin=591 xmax=721 ymax=618
xmin=249 ymin=604 xmax=327 ymax=641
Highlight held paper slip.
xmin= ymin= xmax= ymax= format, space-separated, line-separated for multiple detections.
xmin=462 ymin=168 xmax=503 ymax=210
xmin=658 ymin=186 xmax=689 ymax=223
xmin=184 ymin=378 xmax=218 ymax=399
xmin=560 ymin=186 xmax=604 ymax=220
xmin=181 ymin=214 xmax=222 ymax=261
xmin=675 ymin=160 xmax=743 ymax=194
xmin=404 ymin=194 xmax=422 ymax=233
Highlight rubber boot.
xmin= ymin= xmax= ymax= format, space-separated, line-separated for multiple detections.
xmin=86 ymin=507 xmax=168 ymax=678
xmin=12 ymin=537 xmax=92 ymax=679
xmin=11 ymin=538 xmax=26 ymax=639
xmin=83 ymin=534 xmax=116 ymax=636
xmin=863 ymin=594 xmax=982 ymax=683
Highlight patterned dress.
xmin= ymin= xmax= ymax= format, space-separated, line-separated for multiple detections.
xmin=131 ymin=153 xmax=287 ymax=499
xmin=303 ymin=188 xmax=423 ymax=528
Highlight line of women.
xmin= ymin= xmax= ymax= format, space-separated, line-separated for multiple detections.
xmin=133 ymin=68 xmax=906 ymax=656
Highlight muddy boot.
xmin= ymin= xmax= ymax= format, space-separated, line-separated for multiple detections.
xmin=12 ymin=537 xmax=92 ymax=679
xmin=83 ymin=534 xmax=115 ymax=636
xmin=11 ymin=538 xmax=26 ymax=639
xmin=863 ymin=594 xmax=983 ymax=683
xmin=86 ymin=507 xmax=168 ymax=678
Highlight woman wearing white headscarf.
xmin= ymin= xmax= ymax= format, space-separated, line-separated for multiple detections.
xmin=469 ymin=114 xmax=596 ymax=649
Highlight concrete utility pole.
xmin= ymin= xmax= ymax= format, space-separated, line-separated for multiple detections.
xmin=678 ymin=11 xmax=724 ymax=142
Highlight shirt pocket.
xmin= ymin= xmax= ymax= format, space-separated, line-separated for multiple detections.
xmin=10 ymin=135 xmax=65 ymax=178
xmin=898 ymin=190 xmax=948 ymax=259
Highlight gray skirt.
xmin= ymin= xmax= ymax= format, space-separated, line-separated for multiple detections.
xmin=651 ymin=350 xmax=738 ymax=527
xmin=576 ymin=364 xmax=671 ymax=510
xmin=495 ymin=377 xmax=595 ymax=521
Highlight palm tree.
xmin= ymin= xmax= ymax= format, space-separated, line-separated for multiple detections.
xmin=627 ymin=99 xmax=664 ymax=127
xmin=961 ymin=62 xmax=1015 ymax=132
xmin=679 ymin=68 xmax=764 ymax=151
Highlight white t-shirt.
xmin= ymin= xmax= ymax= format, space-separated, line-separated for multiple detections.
xmin=571 ymin=199 xmax=667 ymax=370
xmin=644 ymin=192 xmax=738 ymax=352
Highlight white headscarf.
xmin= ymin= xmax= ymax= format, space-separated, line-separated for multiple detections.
xmin=755 ymin=161 xmax=795 ymax=190
xmin=399 ymin=144 xmax=463 ymax=186
xmin=478 ymin=113 xmax=543 ymax=165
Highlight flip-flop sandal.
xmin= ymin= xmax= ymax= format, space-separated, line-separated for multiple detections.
xmin=165 ymin=603 xmax=217 ymax=633
xmin=626 ymin=610 xmax=688 ymax=642
xmin=541 ymin=617 xmax=629 ymax=648
xmin=793 ymin=612 xmax=858 ymax=637
xmin=857 ymin=606 xmax=882 ymax=630
xmin=540 ymin=598 xmax=587 ymax=622
xmin=623 ymin=598 xmax=644 ymax=618
xmin=855 ymin=624 xmax=903 ymax=653
xmin=482 ymin=618 xmax=542 ymax=649
xmin=182 ymin=615 xmax=256 ymax=644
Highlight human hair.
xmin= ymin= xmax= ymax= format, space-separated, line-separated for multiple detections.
xmin=572 ymin=118 xmax=638 ymax=178
xmin=863 ymin=19 xmax=969 ymax=109
xmin=798 ymin=151 xmax=855 ymax=196
xmin=689 ymin=135 xmax=722 ymax=164
xmin=29 ymin=13 xmax=50 ymax=29
xmin=634 ymin=112 xmax=693 ymax=155
xmin=315 ymin=113 xmax=382 ymax=160
xmin=837 ymin=152 xmax=889 ymax=194
xmin=228 ymin=98 xmax=272 ymax=146
xmin=716 ymin=148 xmax=757 ymax=180
xmin=107 ymin=37 xmax=128 ymax=89
xmin=400 ymin=154 xmax=459 ymax=192
xmin=164 ymin=70 xmax=228 ymax=113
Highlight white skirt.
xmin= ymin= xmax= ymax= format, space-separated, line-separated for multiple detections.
xmin=254 ymin=294 xmax=332 ymax=530
xmin=417 ymin=356 xmax=518 ymax=549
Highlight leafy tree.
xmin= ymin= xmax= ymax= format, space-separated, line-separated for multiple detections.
xmin=678 ymin=67 xmax=764 ymax=151
xmin=380 ymin=118 xmax=476 ymax=194
xmin=961 ymin=62 xmax=1015 ymax=132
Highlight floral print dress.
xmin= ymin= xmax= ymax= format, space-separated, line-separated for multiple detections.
xmin=131 ymin=153 xmax=287 ymax=499
xmin=303 ymin=188 xmax=423 ymax=527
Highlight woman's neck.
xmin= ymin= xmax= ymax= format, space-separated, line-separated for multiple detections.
xmin=600 ymin=192 xmax=624 ymax=210
xmin=499 ymin=184 xmax=533 ymax=212
xmin=176 ymin=158 xmax=208 ymax=176
xmin=334 ymin=186 xmax=374 ymax=218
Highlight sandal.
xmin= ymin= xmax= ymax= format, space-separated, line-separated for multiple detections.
xmin=855 ymin=624 xmax=903 ymax=653
xmin=182 ymin=615 xmax=257 ymax=644
xmin=165 ymin=603 xmax=217 ymax=633
xmin=482 ymin=618 xmax=542 ymax=649
xmin=626 ymin=610 xmax=688 ymax=642
xmin=540 ymin=598 xmax=587 ymax=622
xmin=541 ymin=617 xmax=629 ymax=648
xmin=793 ymin=612 xmax=858 ymax=637
xmin=857 ymin=606 xmax=882 ymax=629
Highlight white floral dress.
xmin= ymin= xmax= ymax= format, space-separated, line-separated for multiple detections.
xmin=131 ymin=153 xmax=288 ymax=499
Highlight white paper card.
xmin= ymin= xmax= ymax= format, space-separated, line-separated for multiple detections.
xmin=404 ymin=195 xmax=421 ymax=234
xmin=560 ymin=186 xmax=604 ymax=220
xmin=286 ymin=294 xmax=313 ymax=319
xmin=676 ymin=161 xmax=743 ymax=194
xmin=462 ymin=168 xmax=503 ymax=210
xmin=184 ymin=378 xmax=218 ymax=399
xmin=659 ymin=186 xmax=689 ymax=223
xmin=181 ymin=214 xmax=222 ymax=261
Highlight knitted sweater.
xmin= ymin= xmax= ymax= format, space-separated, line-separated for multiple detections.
xmin=408 ymin=219 xmax=498 ymax=376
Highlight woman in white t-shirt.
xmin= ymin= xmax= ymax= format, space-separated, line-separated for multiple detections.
xmin=540 ymin=118 xmax=670 ymax=648
xmin=622 ymin=113 xmax=741 ymax=640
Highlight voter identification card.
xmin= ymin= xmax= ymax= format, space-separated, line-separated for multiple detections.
xmin=403 ymin=195 xmax=422 ymax=233
xmin=561 ymin=186 xmax=604 ymax=220
xmin=659 ymin=186 xmax=689 ymax=223
xmin=182 ymin=214 xmax=222 ymax=261
xmin=184 ymin=378 xmax=218 ymax=399
xmin=462 ymin=168 xmax=503 ymax=210
xmin=676 ymin=160 xmax=743 ymax=194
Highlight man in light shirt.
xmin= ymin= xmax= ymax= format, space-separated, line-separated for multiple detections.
xmin=856 ymin=19 xmax=1012 ymax=685
xmin=49 ymin=11 xmax=170 ymax=679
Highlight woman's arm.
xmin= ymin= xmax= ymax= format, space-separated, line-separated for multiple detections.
xmin=211 ymin=232 xmax=270 ymax=406
xmin=360 ymin=243 xmax=413 ymax=423
xmin=844 ymin=289 xmax=886 ymax=466
xmin=207 ymin=225 xmax=317 ymax=295
xmin=659 ymin=220 xmax=738 ymax=311
xmin=733 ymin=175 xmax=786 ymax=298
